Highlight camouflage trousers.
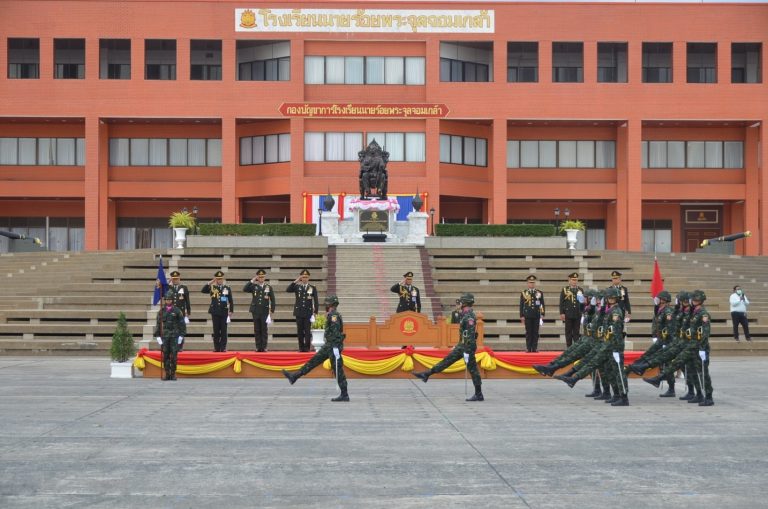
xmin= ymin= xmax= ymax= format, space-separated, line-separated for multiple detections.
xmin=637 ymin=340 xmax=664 ymax=364
xmin=430 ymin=344 xmax=482 ymax=391
xmin=161 ymin=337 xmax=180 ymax=379
xmin=297 ymin=342 xmax=348 ymax=393
xmin=551 ymin=337 xmax=595 ymax=369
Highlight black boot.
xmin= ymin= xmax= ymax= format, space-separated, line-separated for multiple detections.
xmin=679 ymin=386 xmax=694 ymax=400
xmin=595 ymin=390 xmax=611 ymax=400
xmin=659 ymin=386 xmax=676 ymax=397
xmin=331 ymin=391 xmax=350 ymax=402
xmin=553 ymin=375 xmax=577 ymax=388
xmin=585 ymin=385 xmax=602 ymax=398
xmin=688 ymin=393 xmax=703 ymax=404
xmin=533 ymin=364 xmax=555 ymax=377
xmin=629 ymin=361 xmax=648 ymax=376
xmin=412 ymin=370 xmax=431 ymax=383
xmin=281 ymin=369 xmax=299 ymax=385
xmin=699 ymin=394 xmax=714 ymax=406
xmin=561 ymin=367 xmax=577 ymax=377
xmin=611 ymin=395 xmax=630 ymax=406
xmin=643 ymin=374 xmax=663 ymax=388
xmin=466 ymin=392 xmax=484 ymax=402
xmin=605 ymin=394 xmax=620 ymax=404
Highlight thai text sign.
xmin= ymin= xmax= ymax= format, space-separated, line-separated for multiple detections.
xmin=236 ymin=8 xmax=494 ymax=33
xmin=359 ymin=210 xmax=389 ymax=233
xmin=280 ymin=103 xmax=449 ymax=118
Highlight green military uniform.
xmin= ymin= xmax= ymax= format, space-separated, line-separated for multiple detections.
xmin=243 ymin=269 xmax=276 ymax=352
xmin=559 ymin=273 xmax=584 ymax=347
xmin=412 ymin=293 xmax=483 ymax=401
xmin=167 ymin=270 xmax=190 ymax=351
xmin=520 ymin=275 xmax=545 ymax=353
xmin=282 ymin=295 xmax=349 ymax=402
xmin=391 ymin=271 xmax=421 ymax=313
xmin=201 ymin=271 xmax=234 ymax=352
xmin=628 ymin=290 xmax=677 ymax=396
xmin=153 ymin=290 xmax=187 ymax=381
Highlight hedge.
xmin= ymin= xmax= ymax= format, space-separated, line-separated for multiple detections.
xmin=198 ymin=223 xmax=317 ymax=236
xmin=434 ymin=224 xmax=556 ymax=237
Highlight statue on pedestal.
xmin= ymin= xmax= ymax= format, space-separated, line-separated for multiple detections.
xmin=358 ymin=140 xmax=389 ymax=200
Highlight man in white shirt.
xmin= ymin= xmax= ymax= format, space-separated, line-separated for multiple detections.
xmin=729 ymin=285 xmax=751 ymax=341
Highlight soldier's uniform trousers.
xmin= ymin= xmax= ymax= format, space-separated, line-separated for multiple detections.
xmin=429 ymin=344 xmax=482 ymax=391
xmin=161 ymin=337 xmax=180 ymax=379
xmin=296 ymin=343 xmax=347 ymax=393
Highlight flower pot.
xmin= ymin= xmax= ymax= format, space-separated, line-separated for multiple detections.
xmin=564 ymin=228 xmax=580 ymax=250
xmin=311 ymin=329 xmax=325 ymax=351
xmin=173 ymin=227 xmax=188 ymax=249
xmin=110 ymin=361 xmax=134 ymax=379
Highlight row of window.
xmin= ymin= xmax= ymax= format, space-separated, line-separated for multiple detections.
xmin=439 ymin=135 xmax=488 ymax=167
xmin=304 ymin=132 xmax=426 ymax=162
xmin=7 ymin=38 xmax=762 ymax=84
xmin=240 ymin=134 xmax=291 ymax=165
xmin=507 ymin=141 xmax=616 ymax=169
xmin=108 ymin=138 xmax=221 ymax=167
xmin=641 ymin=141 xmax=743 ymax=169
xmin=0 ymin=138 xmax=85 ymax=166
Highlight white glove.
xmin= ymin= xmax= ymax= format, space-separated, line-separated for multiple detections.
xmin=653 ymin=297 xmax=660 ymax=306
xmin=266 ymin=315 xmax=272 ymax=325
xmin=577 ymin=294 xmax=585 ymax=303
xmin=699 ymin=350 xmax=707 ymax=361
xmin=177 ymin=336 xmax=183 ymax=345
xmin=226 ymin=316 xmax=231 ymax=324
xmin=624 ymin=317 xmax=630 ymax=323
xmin=580 ymin=316 xmax=585 ymax=325
xmin=463 ymin=352 xmax=470 ymax=364
xmin=184 ymin=316 xmax=190 ymax=324
xmin=590 ymin=296 xmax=597 ymax=306
xmin=156 ymin=337 xmax=162 ymax=345
xmin=539 ymin=318 xmax=544 ymax=327
xmin=612 ymin=351 xmax=620 ymax=363
xmin=651 ymin=337 xmax=658 ymax=343
xmin=332 ymin=347 xmax=340 ymax=360
xmin=310 ymin=314 xmax=316 ymax=323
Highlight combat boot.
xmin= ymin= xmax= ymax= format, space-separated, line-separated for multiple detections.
xmin=466 ymin=392 xmax=484 ymax=402
xmin=629 ymin=361 xmax=648 ymax=376
xmin=679 ymin=386 xmax=694 ymax=400
xmin=688 ymin=393 xmax=703 ymax=404
xmin=585 ymin=386 xmax=602 ymax=398
xmin=553 ymin=375 xmax=577 ymax=388
xmin=560 ymin=367 xmax=577 ymax=378
xmin=699 ymin=394 xmax=714 ymax=406
xmin=331 ymin=391 xmax=350 ymax=402
xmin=533 ymin=364 xmax=555 ymax=377
xmin=611 ymin=395 xmax=630 ymax=406
xmin=594 ymin=390 xmax=612 ymax=401
xmin=643 ymin=374 xmax=663 ymax=388
xmin=659 ymin=385 xmax=676 ymax=397
xmin=412 ymin=370 xmax=431 ymax=383
xmin=605 ymin=394 xmax=620 ymax=404
xmin=281 ymin=369 xmax=299 ymax=385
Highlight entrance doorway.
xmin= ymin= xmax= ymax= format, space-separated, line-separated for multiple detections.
xmin=681 ymin=206 xmax=721 ymax=252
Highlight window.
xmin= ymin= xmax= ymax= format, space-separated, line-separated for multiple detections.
xmin=552 ymin=42 xmax=583 ymax=83
xmin=642 ymin=220 xmax=672 ymax=253
xmin=439 ymin=134 xmax=487 ymax=166
xmin=507 ymin=42 xmax=538 ymax=82
xmin=145 ymin=39 xmax=176 ymax=80
xmin=304 ymin=132 xmax=362 ymax=162
xmin=99 ymin=39 xmax=130 ymax=79
xmin=7 ymin=38 xmax=39 ymax=79
xmin=237 ymin=41 xmax=290 ymax=81
xmin=643 ymin=42 xmax=673 ymax=83
xmin=54 ymin=39 xmax=85 ymax=79
xmin=366 ymin=132 xmax=425 ymax=162
xmin=304 ymin=56 xmax=424 ymax=85
xmin=732 ymin=43 xmax=762 ymax=83
xmin=687 ymin=43 xmax=717 ymax=83
xmin=641 ymin=140 xmax=743 ymax=169
xmin=597 ymin=42 xmax=627 ymax=83
xmin=507 ymin=140 xmax=615 ymax=168
xmin=109 ymin=138 xmax=221 ymax=166
xmin=439 ymin=42 xmax=492 ymax=82
xmin=190 ymin=40 xmax=222 ymax=81
xmin=0 ymin=138 xmax=84 ymax=166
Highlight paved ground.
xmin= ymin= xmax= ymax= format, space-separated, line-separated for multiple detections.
xmin=0 ymin=356 xmax=766 ymax=508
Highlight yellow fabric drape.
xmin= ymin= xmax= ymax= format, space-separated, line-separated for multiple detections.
xmin=138 ymin=355 xmax=238 ymax=375
xmin=241 ymin=359 xmax=307 ymax=372
xmin=412 ymin=353 xmax=465 ymax=373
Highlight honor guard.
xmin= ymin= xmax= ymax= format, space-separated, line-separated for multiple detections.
xmin=609 ymin=271 xmax=632 ymax=321
xmin=167 ymin=270 xmax=191 ymax=350
xmin=520 ymin=275 xmax=545 ymax=352
xmin=391 ymin=271 xmax=421 ymax=313
xmin=287 ymin=269 xmax=319 ymax=352
xmin=559 ymin=272 xmax=584 ymax=348
xmin=201 ymin=270 xmax=234 ymax=352
xmin=153 ymin=289 xmax=187 ymax=381
xmin=243 ymin=269 xmax=276 ymax=352
xmin=282 ymin=295 xmax=349 ymax=402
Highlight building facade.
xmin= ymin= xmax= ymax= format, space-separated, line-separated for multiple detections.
xmin=1 ymin=1 xmax=766 ymax=254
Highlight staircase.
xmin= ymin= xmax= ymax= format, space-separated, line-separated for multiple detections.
xmin=332 ymin=245 xmax=434 ymax=323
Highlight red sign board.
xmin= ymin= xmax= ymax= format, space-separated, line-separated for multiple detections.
xmin=279 ymin=103 xmax=449 ymax=118
xmin=399 ymin=317 xmax=419 ymax=336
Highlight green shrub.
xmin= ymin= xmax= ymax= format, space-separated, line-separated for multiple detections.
xmin=168 ymin=211 xmax=197 ymax=230
xmin=558 ymin=219 xmax=586 ymax=233
xmin=110 ymin=312 xmax=136 ymax=363
xmin=198 ymin=223 xmax=317 ymax=236
xmin=312 ymin=314 xmax=326 ymax=330
xmin=434 ymin=224 xmax=556 ymax=237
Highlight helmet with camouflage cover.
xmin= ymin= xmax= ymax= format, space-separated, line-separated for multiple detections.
xmin=458 ymin=292 xmax=475 ymax=305
xmin=677 ymin=290 xmax=690 ymax=302
xmin=583 ymin=288 xmax=596 ymax=298
xmin=324 ymin=294 xmax=339 ymax=307
xmin=604 ymin=287 xmax=621 ymax=299
xmin=594 ymin=288 xmax=605 ymax=299
xmin=164 ymin=289 xmax=175 ymax=300
xmin=656 ymin=290 xmax=672 ymax=302
xmin=690 ymin=289 xmax=707 ymax=302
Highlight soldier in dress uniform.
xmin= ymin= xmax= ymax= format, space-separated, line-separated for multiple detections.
xmin=391 ymin=271 xmax=421 ymax=313
xmin=282 ymin=295 xmax=349 ymax=402
xmin=243 ymin=269 xmax=276 ymax=352
xmin=287 ymin=269 xmax=319 ymax=352
xmin=201 ymin=270 xmax=233 ymax=352
xmin=167 ymin=270 xmax=191 ymax=351
xmin=520 ymin=275 xmax=545 ymax=353
xmin=559 ymin=272 xmax=584 ymax=348
xmin=449 ymin=298 xmax=462 ymax=324
xmin=609 ymin=270 xmax=632 ymax=320
xmin=412 ymin=293 xmax=483 ymax=401
xmin=153 ymin=289 xmax=186 ymax=381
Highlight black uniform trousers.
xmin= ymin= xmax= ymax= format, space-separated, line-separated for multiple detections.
xmin=731 ymin=311 xmax=751 ymax=340
xmin=564 ymin=317 xmax=581 ymax=348
xmin=524 ymin=317 xmax=540 ymax=352
xmin=296 ymin=316 xmax=312 ymax=352
xmin=211 ymin=314 xmax=228 ymax=352
xmin=252 ymin=314 xmax=268 ymax=351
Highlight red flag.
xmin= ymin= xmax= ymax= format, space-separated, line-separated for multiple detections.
xmin=650 ymin=258 xmax=664 ymax=297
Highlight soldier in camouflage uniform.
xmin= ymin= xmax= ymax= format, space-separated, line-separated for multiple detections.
xmin=153 ymin=289 xmax=187 ymax=381
xmin=243 ymin=269 xmax=276 ymax=352
xmin=282 ymin=295 xmax=349 ymax=402
xmin=412 ymin=293 xmax=483 ymax=401
xmin=627 ymin=290 xmax=677 ymax=397
xmin=167 ymin=270 xmax=191 ymax=351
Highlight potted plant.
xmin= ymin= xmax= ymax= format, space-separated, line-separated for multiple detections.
xmin=559 ymin=219 xmax=586 ymax=250
xmin=110 ymin=312 xmax=136 ymax=378
xmin=310 ymin=313 xmax=326 ymax=351
xmin=169 ymin=210 xmax=197 ymax=248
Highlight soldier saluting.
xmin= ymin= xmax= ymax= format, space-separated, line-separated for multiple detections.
xmin=201 ymin=270 xmax=233 ymax=352
xmin=167 ymin=270 xmax=191 ymax=350
xmin=287 ymin=269 xmax=318 ymax=352
xmin=520 ymin=275 xmax=545 ymax=353
xmin=609 ymin=270 xmax=632 ymax=321
xmin=559 ymin=272 xmax=584 ymax=348
xmin=243 ymin=269 xmax=275 ymax=352
xmin=391 ymin=271 xmax=421 ymax=313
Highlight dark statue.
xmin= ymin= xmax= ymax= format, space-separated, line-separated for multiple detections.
xmin=358 ymin=140 xmax=389 ymax=200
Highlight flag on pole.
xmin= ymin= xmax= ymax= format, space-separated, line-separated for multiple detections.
xmin=650 ymin=258 xmax=664 ymax=298
xmin=153 ymin=256 xmax=168 ymax=305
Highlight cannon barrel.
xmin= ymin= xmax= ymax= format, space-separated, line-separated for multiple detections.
xmin=700 ymin=231 xmax=751 ymax=248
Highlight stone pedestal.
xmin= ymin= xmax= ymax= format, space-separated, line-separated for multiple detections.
xmin=320 ymin=211 xmax=343 ymax=244
xmin=405 ymin=211 xmax=428 ymax=245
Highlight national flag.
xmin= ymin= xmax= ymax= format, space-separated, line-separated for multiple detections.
xmin=303 ymin=193 xmax=345 ymax=230
xmin=153 ymin=256 xmax=168 ymax=305
xmin=650 ymin=258 xmax=664 ymax=298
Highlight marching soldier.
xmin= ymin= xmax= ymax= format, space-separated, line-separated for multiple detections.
xmin=520 ymin=275 xmax=545 ymax=353
xmin=287 ymin=269 xmax=319 ymax=352
xmin=559 ymin=272 xmax=584 ymax=348
xmin=628 ymin=290 xmax=677 ymax=397
xmin=153 ymin=289 xmax=187 ymax=381
xmin=201 ymin=270 xmax=233 ymax=352
xmin=391 ymin=271 xmax=421 ymax=313
xmin=282 ymin=295 xmax=349 ymax=402
xmin=609 ymin=270 xmax=632 ymax=320
xmin=413 ymin=293 xmax=483 ymax=401
xmin=243 ymin=269 xmax=276 ymax=352
xmin=167 ymin=270 xmax=191 ymax=350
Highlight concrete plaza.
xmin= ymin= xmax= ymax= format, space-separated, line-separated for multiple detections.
xmin=1 ymin=356 xmax=766 ymax=508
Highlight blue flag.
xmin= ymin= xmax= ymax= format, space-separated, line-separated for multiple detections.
xmin=153 ymin=256 xmax=168 ymax=305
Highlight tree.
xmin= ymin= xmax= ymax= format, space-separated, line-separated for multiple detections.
xmin=110 ymin=312 xmax=136 ymax=363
